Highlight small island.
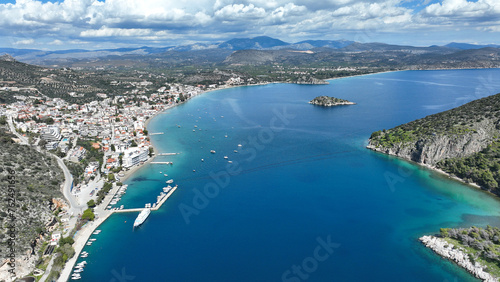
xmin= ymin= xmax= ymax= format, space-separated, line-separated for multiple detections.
xmin=309 ymin=96 xmax=355 ymax=106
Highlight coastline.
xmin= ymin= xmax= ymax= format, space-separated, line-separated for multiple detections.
xmin=365 ymin=143 xmax=496 ymax=197
xmin=419 ymin=236 xmax=498 ymax=282
xmin=56 ymin=81 xmax=276 ymax=281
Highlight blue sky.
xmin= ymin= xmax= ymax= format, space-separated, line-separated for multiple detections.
xmin=0 ymin=0 xmax=499 ymax=50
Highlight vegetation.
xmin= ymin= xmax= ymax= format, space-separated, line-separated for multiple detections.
xmin=440 ymin=226 xmax=500 ymax=277
xmin=81 ymin=208 xmax=95 ymax=221
xmin=437 ymin=142 xmax=500 ymax=192
xmin=369 ymin=93 xmax=500 ymax=195
xmin=0 ymin=125 xmax=63 ymax=258
xmin=309 ymin=96 xmax=355 ymax=106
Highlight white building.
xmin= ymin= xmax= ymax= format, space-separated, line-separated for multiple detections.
xmin=122 ymin=147 xmax=149 ymax=168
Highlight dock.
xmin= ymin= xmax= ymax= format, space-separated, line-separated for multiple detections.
xmin=113 ymin=185 xmax=178 ymax=213
xmin=151 ymin=161 xmax=173 ymax=164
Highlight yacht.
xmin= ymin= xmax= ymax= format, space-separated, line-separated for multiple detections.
xmin=133 ymin=208 xmax=151 ymax=228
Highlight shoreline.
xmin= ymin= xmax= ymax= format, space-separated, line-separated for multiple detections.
xmin=56 ymin=68 xmax=499 ymax=281
xmin=365 ymin=143 xmax=500 ymax=199
xmin=56 ymin=81 xmax=276 ymax=281
xmin=419 ymin=236 xmax=498 ymax=282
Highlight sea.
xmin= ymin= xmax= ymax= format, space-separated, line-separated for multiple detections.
xmin=76 ymin=69 xmax=500 ymax=282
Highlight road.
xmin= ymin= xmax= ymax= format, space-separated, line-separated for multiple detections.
xmin=7 ymin=115 xmax=28 ymax=144
xmin=54 ymin=155 xmax=86 ymax=216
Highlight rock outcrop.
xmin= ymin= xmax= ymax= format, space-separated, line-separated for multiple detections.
xmin=367 ymin=119 xmax=496 ymax=166
xmin=420 ymin=236 xmax=498 ymax=282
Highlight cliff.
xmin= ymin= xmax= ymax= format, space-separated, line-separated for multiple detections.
xmin=368 ymin=93 xmax=500 ymax=193
xmin=309 ymin=96 xmax=355 ymax=106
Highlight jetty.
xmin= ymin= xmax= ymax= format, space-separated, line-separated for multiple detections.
xmin=113 ymin=185 xmax=178 ymax=213
xmin=149 ymin=132 xmax=164 ymax=135
xmin=151 ymin=161 xmax=173 ymax=164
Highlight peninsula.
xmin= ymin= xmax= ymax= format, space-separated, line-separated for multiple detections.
xmin=367 ymin=92 xmax=500 ymax=280
xmin=309 ymin=96 xmax=355 ymax=106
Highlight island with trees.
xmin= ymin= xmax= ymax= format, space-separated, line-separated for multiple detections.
xmin=309 ymin=96 xmax=355 ymax=106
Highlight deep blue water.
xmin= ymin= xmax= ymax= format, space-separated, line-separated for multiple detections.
xmin=77 ymin=69 xmax=500 ymax=282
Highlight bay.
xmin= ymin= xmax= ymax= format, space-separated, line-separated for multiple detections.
xmin=77 ymin=69 xmax=500 ymax=282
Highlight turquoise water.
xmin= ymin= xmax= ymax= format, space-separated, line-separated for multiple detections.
xmin=77 ymin=69 xmax=500 ymax=282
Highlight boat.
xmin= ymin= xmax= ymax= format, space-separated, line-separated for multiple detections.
xmin=224 ymin=156 xmax=228 ymax=159
xmin=164 ymin=174 xmax=168 ymax=176
xmin=234 ymin=150 xmax=238 ymax=153
xmin=166 ymin=179 xmax=174 ymax=184
xmin=89 ymin=238 xmax=96 ymax=241
xmin=228 ymin=161 xmax=233 ymax=163
xmin=201 ymin=159 xmax=204 ymax=162
xmin=238 ymin=144 xmax=242 ymax=147
xmin=210 ymin=150 xmax=216 ymax=154
xmin=133 ymin=208 xmax=151 ymax=228
xmin=86 ymin=242 xmax=92 ymax=246
xmin=225 ymin=135 xmax=228 ymax=138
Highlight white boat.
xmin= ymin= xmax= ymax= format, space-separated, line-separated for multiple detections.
xmin=133 ymin=208 xmax=151 ymax=228
xmin=89 ymin=238 xmax=96 ymax=241
xmin=210 ymin=150 xmax=216 ymax=154
xmin=234 ymin=150 xmax=238 ymax=153
xmin=224 ymin=156 xmax=228 ymax=159
xmin=164 ymin=174 xmax=168 ymax=176
xmin=201 ymin=159 xmax=204 ymax=162
xmin=238 ymin=144 xmax=242 ymax=147
xmin=166 ymin=179 xmax=174 ymax=184
xmin=86 ymin=242 xmax=92 ymax=246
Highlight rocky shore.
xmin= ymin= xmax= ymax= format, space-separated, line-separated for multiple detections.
xmin=419 ymin=235 xmax=498 ymax=282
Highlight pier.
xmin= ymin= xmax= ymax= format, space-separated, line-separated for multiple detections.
xmin=113 ymin=185 xmax=178 ymax=213
xmin=151 ymin=161 xmax=173 ymax=164
xmin=150 ymin=132 xmax=164 ymax=135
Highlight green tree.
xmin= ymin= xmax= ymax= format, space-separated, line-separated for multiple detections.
xmin=87 ymin=199 xmax=96 ymax=208
xmin=82 ymin=208 xmax=95 ymax=221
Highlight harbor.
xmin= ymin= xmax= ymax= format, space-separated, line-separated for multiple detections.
xmin=58 ymin=182 xmax=179 ymax=282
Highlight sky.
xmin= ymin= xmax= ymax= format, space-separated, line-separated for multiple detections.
xmin=0 ymin=0 xmax=499 ymax=50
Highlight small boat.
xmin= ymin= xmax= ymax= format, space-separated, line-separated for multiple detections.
xmin=228 ymin=161 xmax=233 ymax=163
xmin=89 ymin=238 xmax=96 ymax=242
xmin=201 ymin=159 xmax=204 ymax=162
xmin=164 ymin=174 xmax=168 ymax=176
xmin=224 ymin=156 xmax=228 ymax=159
xmin=73 ymin=268 xmax=83 ymax=273
xmin=86 ymin=242 xmax=92 ymax=246
xmin=193 ymin=169 xmax=196 ymax=172
xmin=234 ymin=150 xmax=238 ymax=153
xmin=225 ymin=135 xmax=228 ymax=138
xmin=166 ymin=179 xmax=174 ymax=184
xmin=238 ymin=144 xmax=242 ymax=147
xmin=210 ymin=150 xmax=216 ymax=154
xmin=194 ymin=125 xmax=197 ymax=128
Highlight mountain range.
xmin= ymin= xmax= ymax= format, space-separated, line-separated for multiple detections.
xmin=1 ymin=36 xmax=498 ymax=66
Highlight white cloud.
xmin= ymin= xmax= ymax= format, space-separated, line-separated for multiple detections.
xmin=0 ymin=0 xmax=499 ymax=49
xmin=13 ymin=38 xmax=35 ymax=45
xmin=80 ymin=27 xmax=153 ymax=37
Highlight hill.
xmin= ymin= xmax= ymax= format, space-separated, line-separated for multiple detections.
xmin=368 ymin=93 xmax=500 ymax=194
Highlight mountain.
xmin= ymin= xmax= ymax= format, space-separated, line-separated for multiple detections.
xmin=445 ymin=42 xmax=500 ymax=50
xmin=294 ymin=40 xmax=354 ymax=49
xmin=218 ymin=36 xmax=289 ymax=50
